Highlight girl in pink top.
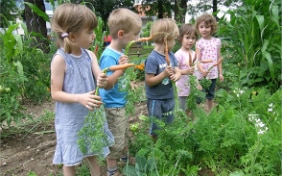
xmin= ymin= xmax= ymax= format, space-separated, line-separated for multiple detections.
xmin=195 ymin=13 xmax=224 ymax=112
xmin=175 ymin=24 xmax=198 ymax=114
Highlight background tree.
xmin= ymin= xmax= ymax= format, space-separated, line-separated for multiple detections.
xmin=24 ymin=0 xmax=49 ymax=53
xmin=0 ymin=0 xmax=18 ymax=28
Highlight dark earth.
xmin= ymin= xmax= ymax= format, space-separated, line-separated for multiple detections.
xmin=0 ymin=101 xmax=148 ymax=176
xmin=0 ymin=100 xmax=214 ymax=176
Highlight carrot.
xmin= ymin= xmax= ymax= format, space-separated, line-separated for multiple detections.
xmin=207 ymin=58 xmax=224 ymax=72
xmin=107 ymin=63 xmax=134 ymax=71
xmin=135 ymin=36 xmax=153 ymax=43
xmin=124 ymin=36 xmax=154 ymax=56
xmin=95 ymin=63 xmax=135 ymax=95
xmin=188 ymin=51 xmax=193 ymax=66
xmin=164 ymin=36 xmax=170 ymax=66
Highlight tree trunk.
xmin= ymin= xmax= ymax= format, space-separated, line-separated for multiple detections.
xmin=157 ymin=0 xmax=163 ymax=18
xmin=212 ymin=0 xmax=219 ymax=21
xmin=24 ymin=0 xmax=50 ymax=53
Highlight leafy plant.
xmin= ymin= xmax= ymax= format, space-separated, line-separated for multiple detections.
xmin=218 ymin=0 xmax=281 ymax=92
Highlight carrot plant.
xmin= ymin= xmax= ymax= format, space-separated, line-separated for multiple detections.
xmin=78 ymin=64 xmax=134 ymax=156
xmin=126 ymin=87 xmax=281 ymax=175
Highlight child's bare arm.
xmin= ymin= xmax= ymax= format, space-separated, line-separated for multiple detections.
xmin=51 ymin=55 xmax=103 ymax=110
xmin=217 ymin=48 xmax=224 ymax=82
xmin=197 ymin=62 xmax=208 ymax=77
xmin=145 ymin=66 xmax=171 ymax=87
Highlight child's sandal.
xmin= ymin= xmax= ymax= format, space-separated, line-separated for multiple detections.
xmin=107 ymin=169 xmax=123 ymax=176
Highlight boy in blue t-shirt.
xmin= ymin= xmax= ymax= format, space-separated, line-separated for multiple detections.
xmin=99 ymin=8 xmax=142 ymax=176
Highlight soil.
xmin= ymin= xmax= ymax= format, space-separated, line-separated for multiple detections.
xmin=0 ymin=99 xmax=214 ymax=176
xmin=0 ymin=101 xmax=148 ymax=176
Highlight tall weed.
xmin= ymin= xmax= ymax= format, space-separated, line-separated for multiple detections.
xmin=218 ymin=0 xmax=281 ymax=92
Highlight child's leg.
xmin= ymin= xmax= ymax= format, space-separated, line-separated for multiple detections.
xmin=147 ymin=99 xmax=162 ymax=139
xmin=205 ymin=99 xmax=213 ymax=112
xmin=85 ymin=156 xmax=101 ymax=176
xmin=205 ymin=79 xmax=217 ymax=112
xmin=105 ymin=108 xmax=127 ymax=176
xmin=178 ymin=96 xmax=187 ymax=111
xmin=63 ymin=166 xmax=75 ymax=176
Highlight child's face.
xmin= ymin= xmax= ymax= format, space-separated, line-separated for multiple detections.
xmin=181 ymin=34 xmax=196 ymax=50
xmin=121 ymin=29 xmax=140 ymax=48
xmin=75 ymin=28 xmax=96 ymax=49
xmin=198 ymin=21 xmax=212 ymax=39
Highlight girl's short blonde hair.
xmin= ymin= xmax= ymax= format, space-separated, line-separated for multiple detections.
xmin=51 ymin=3 xmax=97 ymax=53
xmin=107 ymin=8 xmax=142 ymax=39
xmin=178 ymin=23 xmax=198 ymax=42
xmin=195 ymin=13 xmax=217 ymax=35
xmin=150 ymin=18 xmax=179 ymax=44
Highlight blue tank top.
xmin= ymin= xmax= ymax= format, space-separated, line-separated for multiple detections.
xmin=53 ymin=48 xmax=95 ymax=130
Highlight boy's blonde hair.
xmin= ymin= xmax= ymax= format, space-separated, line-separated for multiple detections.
xmin=107 ymin=8 xmax=142 ymax=39
xmin=150 ymin=18 xmax=179 ymax=44
xmin=51 ymin=3 xmax=97 ymax=53
xmin=178 ymin=23 xmax=198 ymax=42
xmin=195 ymin=13 xmax=217 ymax=35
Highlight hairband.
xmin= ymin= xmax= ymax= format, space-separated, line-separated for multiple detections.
xmin=61 ymin=32 xmax=69 ymax=38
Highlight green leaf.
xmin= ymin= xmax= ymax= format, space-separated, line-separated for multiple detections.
xmin=270 ymin=5 xmax=279 ymax=27
xmin=24 ymin=2 xmax=50 ymax=22
xmin=255 ymin=15 xmax=264 ymax=33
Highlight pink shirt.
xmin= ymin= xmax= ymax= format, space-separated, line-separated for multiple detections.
xmin=175 ymin=48 xmax=196 ymax=97
xmin=196 ymin=37 xmax=221 ymax=79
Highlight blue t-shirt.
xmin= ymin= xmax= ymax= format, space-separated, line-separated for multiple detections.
xmin=99 ymin=47 xmax=127 ymax=108
xmin=145 ymin=50 xmax=178 ymax=100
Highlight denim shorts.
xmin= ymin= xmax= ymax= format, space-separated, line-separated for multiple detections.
xmin=147 ymin=98 xmax=175 ymax=136
xmin=206 ymin=79 xmax=217 ymax=100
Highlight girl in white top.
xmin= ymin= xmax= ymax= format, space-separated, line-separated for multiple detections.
xmin=195 ymin=13 xmax=224 ymax=112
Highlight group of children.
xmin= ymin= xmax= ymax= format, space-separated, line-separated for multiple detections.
xmin=50 ymin=3 xmax=223 ymax=176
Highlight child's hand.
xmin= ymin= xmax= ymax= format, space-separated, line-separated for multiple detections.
xmin=185 ymin=66 xmax=195 ymax=75
xmin=197 ymin=83 xmax=203 ymax=91
xmin=97 ymin=72 xmax=108 ymax=88
xmin=201 ymin=70 xmax=208 ymax=77
xmin=170 ymin=69 xmax=181 ymax=81
xmin=219 ymin=73 xmax=224 ymax=82
xmin=79 ymin=90 xmax=103 ymax=110
xmin=164 ymin=66 xmax=174 ymax=77
xmin=118 ymin=55 xmax=129 ymax=65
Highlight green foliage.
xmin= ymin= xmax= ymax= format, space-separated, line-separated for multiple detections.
xmin=0 ymin=0 xmax=18 ymax=28
xmin=91 ymin=16 xmax=105 ymax=59
xmin=24 ymin=2 xmax=50 ymax=22
xmin=218 ymin=0 xmax=281 ymax=92
xmin=0 ymin=22 xmax=51 ymax=126
xmin=127 ymin=87 xmax=281 ymax=175
xmin=78 ymin=107 xmax=114 ymax=156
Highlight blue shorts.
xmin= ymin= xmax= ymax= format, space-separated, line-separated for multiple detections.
xmin=147 ymin=98 xmax=175 ymax=136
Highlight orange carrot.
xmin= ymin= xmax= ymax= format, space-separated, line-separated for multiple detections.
xmin=135 ymin=36 xmax=153 ymax=43
xmin=188 ymin=51 xmax=193 ymax=66
xmin=164 ymin=37 xmax=170 ymax=66
xmin=96 ymin=63 xmax=135 ymax=95
xmin=107 ymin=63 xmax=134 ymax=72
xmin=207 ymin=58 xmax=224 ymax=72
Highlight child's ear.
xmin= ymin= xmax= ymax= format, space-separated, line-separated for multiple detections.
xmin=117 ymin=30 xmax=124 ymax=38
xmin=68 ymin=32 xmax=76 ymax=42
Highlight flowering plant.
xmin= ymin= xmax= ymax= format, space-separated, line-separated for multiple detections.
xmin=134 ymin=62 xmax=145 ymax=81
